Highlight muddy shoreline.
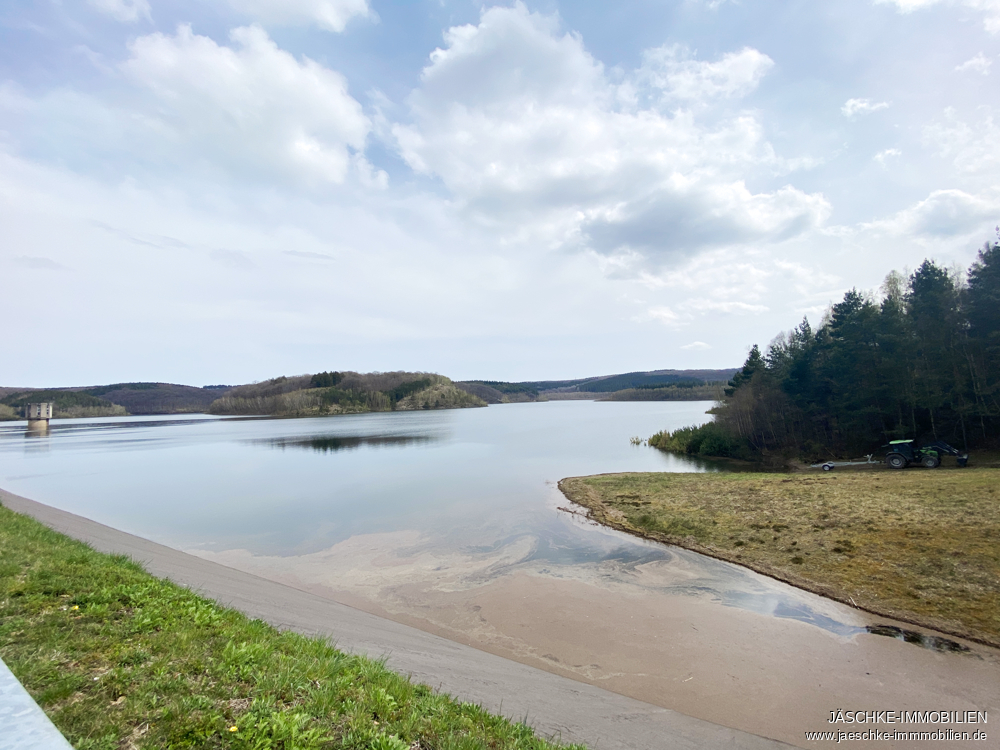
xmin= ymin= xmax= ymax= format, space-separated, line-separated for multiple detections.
xmin=558 ymin=474 xmax=1000 ymax=649
xmin=5 ymin=484 xmax=998 ymax=748
xmin=0 ymin=487 xmax=792 ymax=750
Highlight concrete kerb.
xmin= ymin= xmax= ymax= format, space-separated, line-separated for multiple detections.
xmin=0 ymin=657 xmax=75 ymax=750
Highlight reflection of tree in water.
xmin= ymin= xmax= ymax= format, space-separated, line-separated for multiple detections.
xmin=260 ymin=434 xmax=437 ymax=453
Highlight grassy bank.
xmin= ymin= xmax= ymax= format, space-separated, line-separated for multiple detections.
xmin=559 ymin=469 xmax=1000 ymax=647
xmin=0 ymin=504 xmax=581 ymax=750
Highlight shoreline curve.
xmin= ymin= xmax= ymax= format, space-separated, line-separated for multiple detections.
xmin=557 ymin=474 xmax=1000 ymax=651
xmin=0 ymin=486 xmax=792 ymax=750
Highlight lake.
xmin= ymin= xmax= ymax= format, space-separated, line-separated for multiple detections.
xmin=3 ymin=401 xmax=722 ymax=556
xmin=2 ymin=401 xmax=996 ymax=746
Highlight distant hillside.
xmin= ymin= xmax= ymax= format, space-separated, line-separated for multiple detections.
xmin=1 ymin=389 xmax=126 ymax=419
xmin=0 ymin=382 xmax=233 ymax=418
xmin=458 ymin=368 xmax=736 ymax=403
xmin=1 ymin=366 xmax=734 ymax=421
xmin=76 ymin=383 xmax=232 ymax=414
xmin=208 ymin=371 xmax=485 ymax=417
xmin=453 ymin=381 xmax=539 ymax=403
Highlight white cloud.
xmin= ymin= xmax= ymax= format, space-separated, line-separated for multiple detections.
xmin=633 ymin=245 xmax=846 ymax=328
xmin=841 ymin=98 xmax=890 ymax=118
xmin=228 ymin=0 xmax=372 ymax=32
xmin=687 ymin=299 xmax=770 ymax=314
xmin=955 ymin=52 xmax=993 ymax=73
xmin=633 ymin=44 xmax=774 ymax=104
xmin=642 ymin=306 xmax=685 ymax=327
xmin=3 ymin=0 xmax=998 ymax=384
xmin=88 ymin=0 xmax=151 ymax=23
xmin=873 ymin=147 xmax=902 ymax=166
xmin=923 ymin=108 xmax=1000 ymax=176
xmin=5 ymin=147 xmax=732 ymax=382
xmin=121 ymin=24 xmax=377 ymax=185
xmin=874 ymin=0 xmax=1000 ymax=33
xmin=681 ymin=341 xmax=712 ymax=350
xmin=862 ymin=189 xmax=997 ymax=237
xmin=394 ymin=3 xmax=827 ymax=265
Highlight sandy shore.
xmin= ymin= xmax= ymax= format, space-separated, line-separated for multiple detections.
xmin=0 ymin=486 xmax=791 ymax=750
xmin=189 ymin=513 xmax=1000 ymax=749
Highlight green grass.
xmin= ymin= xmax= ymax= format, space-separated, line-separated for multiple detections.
xmin=0 ymin=504 xmax=583 ymax=750
xmin=559 ymin=468 xmax=1000 ymax=647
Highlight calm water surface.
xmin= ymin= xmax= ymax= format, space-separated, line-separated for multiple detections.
xmin=3 ymin=401 xmax=715 ymax=557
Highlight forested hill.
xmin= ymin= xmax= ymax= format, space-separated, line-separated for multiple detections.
xmin=206 ymin=372 xmax=485 ymax=416
xmin=458 ymin=368 xmax=736 ymax=403
xmin=654 ymin=238 xmax=1000 ymax=461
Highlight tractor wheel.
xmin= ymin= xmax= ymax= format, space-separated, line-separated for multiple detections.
xmin=886 ymin=453 xmax=907 ymax=470
xmin=921 ymin=454 xmax=941 ymax=469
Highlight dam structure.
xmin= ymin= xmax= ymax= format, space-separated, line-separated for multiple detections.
xmin=25 ymin=403 xmax=54 ymax=435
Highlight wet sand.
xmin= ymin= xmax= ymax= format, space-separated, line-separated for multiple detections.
xmin=1 ymin=486 xmax=792 ymax=750
xmin=190 ymin=506 xmax=1000 ymax=748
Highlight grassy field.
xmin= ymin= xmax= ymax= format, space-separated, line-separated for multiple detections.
xmin=559 ymin=468 xmax=1000 ymax=647
xmin=0 ymin=504 xmax=582 ymax=750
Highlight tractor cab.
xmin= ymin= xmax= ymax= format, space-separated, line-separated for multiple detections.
xmin=884 ymin=440 xmax=916 ymax=469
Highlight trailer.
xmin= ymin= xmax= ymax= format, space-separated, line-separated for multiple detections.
xmin=810 ymin=454 xmax=881 ymax=471
xmin=811 ymin=440 xmax=970 ymax=471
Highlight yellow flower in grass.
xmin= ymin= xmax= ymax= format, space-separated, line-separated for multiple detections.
xmin=229 ymin=726 xmax=238 ymax=732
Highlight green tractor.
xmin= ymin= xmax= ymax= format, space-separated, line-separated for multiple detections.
xmin=883 ymin=439 xmax=968 ymax=470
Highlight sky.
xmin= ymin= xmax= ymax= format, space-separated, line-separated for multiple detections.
xmin=1 ymin=0 xmax=998 ymax=387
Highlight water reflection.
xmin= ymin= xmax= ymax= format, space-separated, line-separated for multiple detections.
xmin=22 ymin=429 xmax=51 ymax=453
xmin=25 ymin=423 xmax=50 ymax=438
xmin=466 ymin=525 xmax=865 ymax=638
xmin=866 ymin=624 xmax=972 ymax=653
xmin=526 ymin=532 xmax=666 ymax=567
xmin=0 ymin=416 xmax=223 ymax=438
xmin=720 ymin=591 xmax=865 ymax=637
xmin=257 ymin=434 xmax=439 ymax=453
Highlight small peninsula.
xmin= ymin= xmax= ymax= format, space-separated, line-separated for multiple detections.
xmin=559 ymin=469 xmax=1000 ymax=647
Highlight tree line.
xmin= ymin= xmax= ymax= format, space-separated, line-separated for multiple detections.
xmin=658 ymin=236 xmax=1000 ymax=460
